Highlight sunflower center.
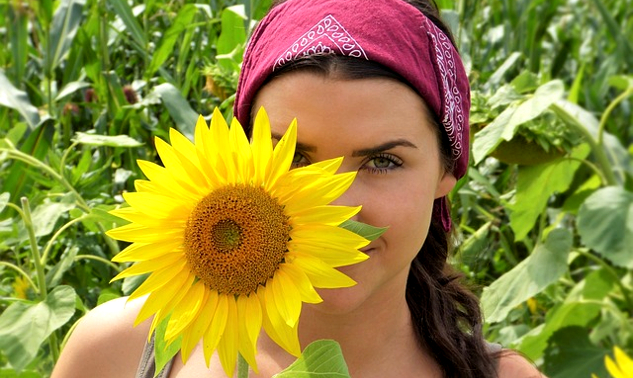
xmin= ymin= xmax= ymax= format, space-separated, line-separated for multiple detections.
xmin=184 ymin=185 xmax=290 ymax=295
xmin=211 ymin=219 xmax=242 ymax=252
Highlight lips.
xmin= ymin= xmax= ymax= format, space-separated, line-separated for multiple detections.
xmin=360 ymin=246 xmax=375 ymax=254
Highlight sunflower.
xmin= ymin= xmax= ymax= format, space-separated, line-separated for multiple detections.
xmin=12 ymin=276 xmax=30 ymax=300
xmin=606 ymin=347 xmax=633 ymax=378
xmin=107 ymin=107 xmax=369 ymax=376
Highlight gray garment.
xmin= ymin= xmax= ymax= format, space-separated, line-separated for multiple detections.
xmin=135 ymin=337 xmax=503 ymax=378
xmin=135 ymin=334 xmax=173 ymax=378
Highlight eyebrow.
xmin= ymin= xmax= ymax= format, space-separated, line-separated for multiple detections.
xmin=351 ymin=139 xmax=418 ymax=157
xmin=270 ymin=133 xmax=417 ymax=156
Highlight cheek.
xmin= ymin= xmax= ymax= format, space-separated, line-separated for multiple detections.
xmin=365 ymin=179 xmax=436 ymax=250
xmin=394 ymin=199 xmax=433 ymax=253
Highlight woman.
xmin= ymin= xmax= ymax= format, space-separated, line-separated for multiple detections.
xmin=52 ymin=0 xmax=544 ymax=377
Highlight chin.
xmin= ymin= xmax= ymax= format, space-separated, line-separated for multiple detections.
xmin=306 ymin=285 xmax=369 ymax=316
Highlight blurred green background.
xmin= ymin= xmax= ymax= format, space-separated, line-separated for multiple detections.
xmin=0 ymin=0 xmax=631 ymax=376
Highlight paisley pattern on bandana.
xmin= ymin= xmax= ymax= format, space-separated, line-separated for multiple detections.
xmin=424 ymin=17 xmax=464 ymax=160
xmin=274 ymin=15 xmax=368 ymax=70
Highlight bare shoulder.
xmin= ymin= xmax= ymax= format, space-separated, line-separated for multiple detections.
xmin=51 ymin=296 xmax=151 ymax=378
xmin=497 ymin=351 xmax=548 ymax=378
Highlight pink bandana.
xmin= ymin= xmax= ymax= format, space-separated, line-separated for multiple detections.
xmin=234 ymin=0 xmax=470 ymax=231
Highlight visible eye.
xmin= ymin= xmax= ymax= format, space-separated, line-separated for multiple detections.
xmin=291 ymin=152 xmax=310 ymax=168
xmin=362 ymin=154 xmax=403 ymax=174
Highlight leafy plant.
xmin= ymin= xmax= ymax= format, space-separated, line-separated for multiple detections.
xmin=1 ymin=0 xmax=631 ymax=376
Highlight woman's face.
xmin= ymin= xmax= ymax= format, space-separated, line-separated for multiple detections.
xmin=252 ymin=72 xmax=456 ymax=314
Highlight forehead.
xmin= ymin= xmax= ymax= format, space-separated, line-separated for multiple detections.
xmin=252 ymin=72 xmax=439 ymax=150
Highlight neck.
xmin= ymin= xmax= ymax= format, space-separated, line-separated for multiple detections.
xmin=256 ymin=273 xmax=442 ymax=377
xmin=299 ymin=280 xmax=440 ymax=377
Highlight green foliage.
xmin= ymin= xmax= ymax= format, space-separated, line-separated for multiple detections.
xmin=481 ymin=228 xmax=572 ymax=323
xmin=0 ymin=0 xmax=252 ymax=374
xmin=453 ymin=1 xmax=633 ymax=376
xmin=0 ymin=0 xmax=631 ymax=376
xmin=578 ymin=186 xmax=633 ymax=268
xmin=273 ymin=340 xmax=350 ymax=378
xmin=340 ymin=220 xmax=388 ymax=241
xmin=544 ymin=327 xmax=609 ymax=378
xmin=0 ymin=286 xmax=76 ymax=371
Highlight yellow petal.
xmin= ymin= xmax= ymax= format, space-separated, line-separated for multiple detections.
xmin=271 ymin=269 xmax=302 ymax=328
xmin=106 ymin=223 xmax=183 ymax=243
xmin=111 ymin=253 xmax=182 ymax=281
xmin=194 ymin=115 xmax=210 ymax=150
xmin=229 ymin=117 xmax=253 ymax=184
xmin=168 ymin=128 xmax=198 ymax=168
xmin=291 ymin=224 xmax=369 ymax=249
xmin=209 ymin=108 xmax=233 ymax=183
xmin=614 ymin=347 xmax=633 ymax=378
xmin=180 ymin=289 xmax=215 ymax=362
xmin=217 ymin=297 xmax=239 ymax=378
xmin=193 ymin=116 xmax=227 ymax=188
xmin=155 ymin=136 xmax=208 ymax=192
xmin=112 ymin=239 xmax=183 ymax=262
xmin=132 ymin=177 xmax=162 ymax=194
xmin=288 ymin=205 xmax=361 ymax=226
xmin=267 ymin=119 xmax=297 ymax=189
xmin=134 ymin=271 xmax=194 ymax=327
xmin=236 ymin=294 xmax=260 ymax=372
xmin=272 ymin=158 xmax=343 ymax=193
xmin=285 ymin=172 xmax=357 ymax=211
xmin=109 ymin=207 xmax=169 ymax=228
xmin=133 ymin=180 xmax=186 ymax=200
xmin=197 ymin=148 xmax=227 ymax=187
xmin=244 ymin=294 xmax=263 ymax=351
xmin=127 ymin=258 xmax=187 ymax=300
xmin=606 ymin=356 xmax=626 ymax=378
xmin=287 ymin=252 xmax=357 ymax=288
xmin=136 ymin=160 xmax=200 ymax=203
xmin=122 ymin=191 xmax=192 ymax=220
xmin=165 ymin=281 xmax=207 ymax=342
xmin=170 ymin=128 xmax=216 ymax=195
xmin=203 ymin=294 xmax=229 ymax=366
xmin=309 ymin=157 xmax=343 ymax=174
xmin=260 ymin=285 xmax=301 ymax=356
xmin=251 ymin=107 xmax=273 ymax=186
xmin=279 ymin=263 xmax=322 ymax=304
xmin=288 ymin=239 xmax=369 ymax=267
xmin=258 ymin=288 xmax=282 ymax=350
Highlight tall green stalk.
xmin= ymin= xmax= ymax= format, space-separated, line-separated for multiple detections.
xmin=20 ymin=197 xmax=60 ymax=361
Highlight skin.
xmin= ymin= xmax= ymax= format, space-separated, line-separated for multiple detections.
xmin=52 ymin=73 xmax=545 ymax=378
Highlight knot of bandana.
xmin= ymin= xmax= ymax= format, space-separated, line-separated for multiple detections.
xmin=234 ymin=0 xmax=470 ymax=231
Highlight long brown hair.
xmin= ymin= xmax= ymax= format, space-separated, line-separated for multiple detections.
xmin=252 ymin=1 xmax=498 ymax=377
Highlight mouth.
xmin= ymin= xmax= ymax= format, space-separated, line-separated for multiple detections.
xmin=360 ymin=247 xmax=376 ymax=255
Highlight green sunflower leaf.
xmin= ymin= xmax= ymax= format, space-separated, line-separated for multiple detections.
xmin=0 ymin=285 xmax=76 ymax=371
xmin=340 ymin=220 xmax=388 ymax=241
xmin=153 ymin=316 xmax=183 ymax=378
xmin=577 ymin=186 xmax=633 ymax=268
xmin=273 ymin=339 xmax=350 ymax=378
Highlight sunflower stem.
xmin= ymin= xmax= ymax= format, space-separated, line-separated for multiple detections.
xmin=74 ymin=254 xmax=122 ymax=272
xmin=237 ymin=353 xmax=249 ymax=378
xmin=21 ymin=197 xmax=47 ymax=301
